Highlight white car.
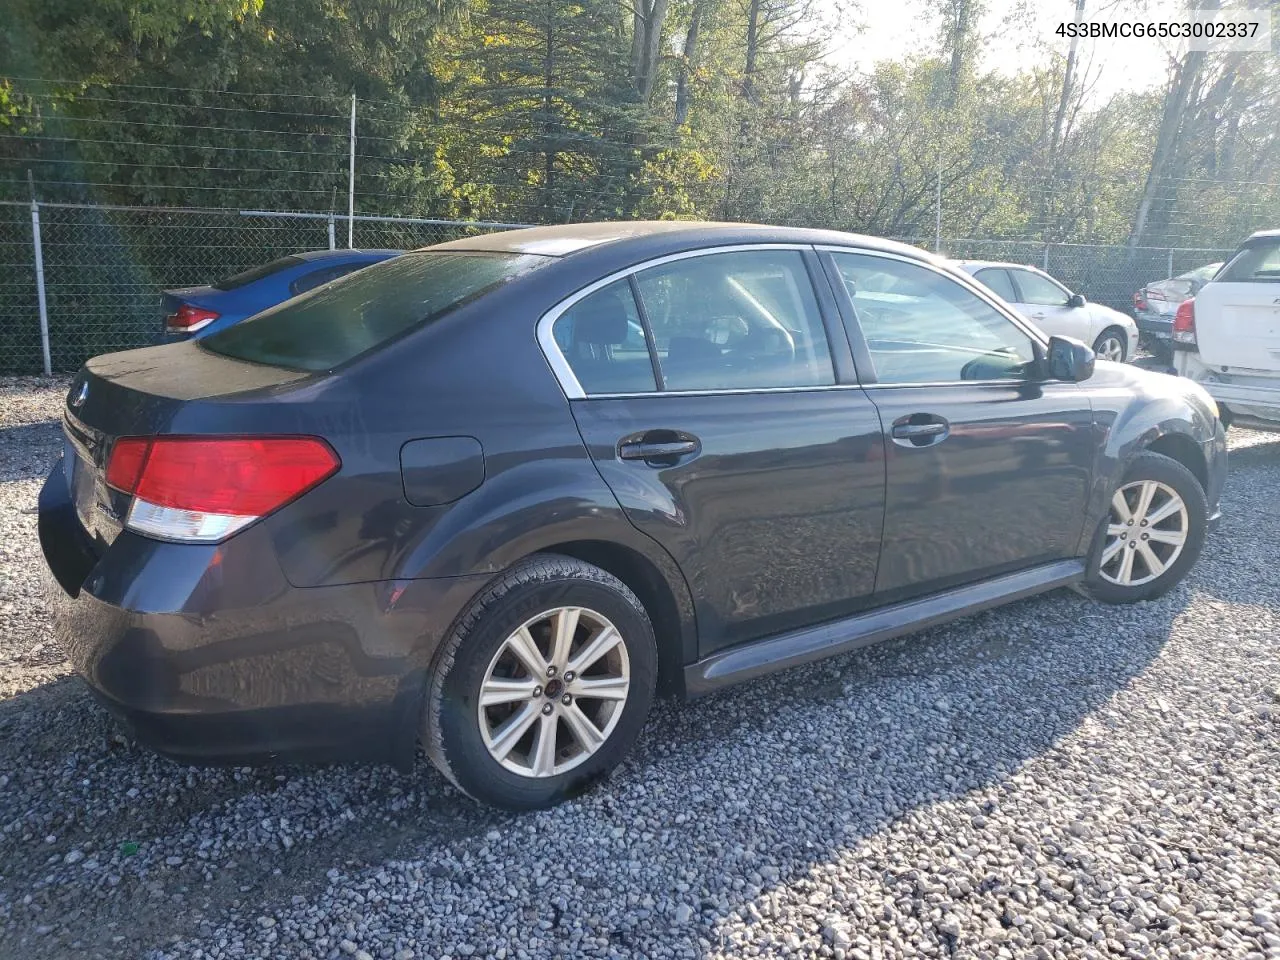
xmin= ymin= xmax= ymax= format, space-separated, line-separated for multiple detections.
xmin=1172 ymin=229 xmax=1280 ymax=431
xmin=953 ymin=260 xmax=1139 ymax=362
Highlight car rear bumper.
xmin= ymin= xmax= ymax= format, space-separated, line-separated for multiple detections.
xmin=38 ymin=460 xmax=491 ymax=769
xmin=1172 ymin=357 xmax=1280 ymax=430
xmin=1134 ymin=312 xmax=1174 ymax=340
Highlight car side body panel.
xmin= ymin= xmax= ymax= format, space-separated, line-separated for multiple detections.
xmin=38 ymin=223 xmax=1228 ymax=774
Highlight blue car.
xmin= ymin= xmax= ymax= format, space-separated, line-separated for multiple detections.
xmin=161 ymin=248 xmax=401 ymax=340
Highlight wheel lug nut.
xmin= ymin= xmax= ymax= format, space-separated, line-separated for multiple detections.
xmin=1141 ymin=533 xmax=1149 ymax=540
xmin=546 ymin=665 xmax=557 ymax=678
xmin=1141 ymin=520 xmax=1148 ymax=526
xmin=563 ymin=671 xmax=575 ymax=682
xmin=1120 ymin=533 xmax=1126 ymax=539
xmin=561 ymin=694 xmax=572 ymax=706
xmin=1129 ymin=541 xmax=1137 ymax=549
xmin=1126 ymin=519 xmax=1134 ymax=526
xmin=533 ymin=686 xmax=543 ymax=697
xmin=541 ymin=703 xmax=554 ymax=716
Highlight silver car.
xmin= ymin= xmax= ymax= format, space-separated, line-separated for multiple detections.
xmin=1134 ymin=262 xmax=1222 ymax=355
xmin=954 ymin=260 xmax=1139 ymax=362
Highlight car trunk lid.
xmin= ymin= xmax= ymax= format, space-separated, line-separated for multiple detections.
xmin=62 ymin=344 xmax=312 ymax=547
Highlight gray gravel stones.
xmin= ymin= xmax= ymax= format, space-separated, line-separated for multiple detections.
xmin=1 ymin=376 xmax=1279 ymax=959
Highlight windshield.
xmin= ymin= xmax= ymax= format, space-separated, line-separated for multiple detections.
xmin=212 ymin=255 xmax=305 ymax=290
xmin=1219 ymin=240 xmax=1280 ymax=283
xmin=1181 ymin=262 xmax=1223 ymax=283
xmin=202 ymin=251 xmax=551 ymax=371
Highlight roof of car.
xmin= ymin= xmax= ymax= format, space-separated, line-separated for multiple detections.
xmin=950 ymin=259 xmax=1038 ymax=271
xmin=293 ymin=248 xmax=401 ymax=261
xmin=1245 ymin=229 xmax=1280 ymax=243
xmin=427 ymin=220 xmax=934 ymax=261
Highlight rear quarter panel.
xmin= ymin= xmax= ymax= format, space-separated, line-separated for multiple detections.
xmin=243 ymin=265 xmax=700 ymax=665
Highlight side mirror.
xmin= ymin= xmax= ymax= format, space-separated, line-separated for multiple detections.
xmin=1067 ymin=292 xmax=1087 ymax=309
xmin=1046 ymin=335 xmax=1095 ymax=382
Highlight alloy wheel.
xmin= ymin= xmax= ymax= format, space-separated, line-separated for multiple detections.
xmin=1099 ymin=479 xmax=1189 ymax=587
xmin=1096 ymin=335 xmax=1125 ymax=362
xmin=478 ymin=606 xmax=630 ymax=778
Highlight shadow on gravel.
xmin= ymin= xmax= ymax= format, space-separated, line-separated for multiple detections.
xmin=0 ymin=420 xmax=61 ymax=482
xmin=0 ymin=582 xmax=1192 ymax=959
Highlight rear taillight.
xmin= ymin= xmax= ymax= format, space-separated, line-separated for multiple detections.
xmin=1172 ymin=298 xmax=1197 ymax=348
xmin=106 ymin=436 xmax=339 ymax=542
xmin=165 ymin=304 xmax=220 ymax=333
xmin=1133 ymin=291 xmax=1148 ymax=311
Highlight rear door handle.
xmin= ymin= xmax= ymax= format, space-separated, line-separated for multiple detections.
xmin=891 ymin=415 xmax=950 ymax=448
xmin=617 ymin=429 xmax=701 ymax=466
xmin=618 ymin=439 xmax=699 ymax=461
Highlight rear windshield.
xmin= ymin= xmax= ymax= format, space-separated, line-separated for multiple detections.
xmin=201 ymin=251 xmax=550 ymax=371
xmin=1219 ymin=239 xmax=1280 ymax=283
xmin=213 ymin=255 xmax=305 ymax=290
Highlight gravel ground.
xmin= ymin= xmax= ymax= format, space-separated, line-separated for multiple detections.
xmin=1 ymin=375 xmax=1278 ymax=960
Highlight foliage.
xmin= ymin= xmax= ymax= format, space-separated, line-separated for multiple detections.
xmin=1 ymin=0 xmax=1279 ymax=248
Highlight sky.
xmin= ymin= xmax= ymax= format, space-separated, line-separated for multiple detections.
xmin=828 ymin=0 xmax=1178 ymax=106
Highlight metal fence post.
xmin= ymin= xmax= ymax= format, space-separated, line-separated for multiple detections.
xmin=1043 ymin=244 xmax=1050 ymax=271
xmin=328 ymin=214 xmax=336 ymax=250
xmin=29 ymin=198 xmax=52 ymax=376
xmin=347 ymin=93 xmax=356 ymax=249
xmin=1167 ymin=249 xmax=1174 ymax=279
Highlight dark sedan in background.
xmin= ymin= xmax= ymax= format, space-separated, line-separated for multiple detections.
xmin=161 ymin=248 xmax=400 ymax=340
xmin=41 ymin=222 xmax=1226 ymax=810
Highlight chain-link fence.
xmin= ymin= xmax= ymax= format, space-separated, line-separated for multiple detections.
xmin=0 ymin=202 xmax=526 ymax=374
xmin=0 ymin=201 xmax=1239 ymax=375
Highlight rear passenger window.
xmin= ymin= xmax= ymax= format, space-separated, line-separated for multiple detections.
xmin=553 ymin=281 xmax=657 ymax=395
xmin=290 ymin=263 xmax=362 ymax=296
xmin=974 ymin=268 xmax=1017 ymax=303
xmin=633 ymin=250 xmax=834 ymax=391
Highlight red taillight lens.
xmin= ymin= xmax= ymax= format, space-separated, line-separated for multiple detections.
xmin=106 ymin=436 xmax=339 ymax=541
xmin=105 ymin=437 xmax=151 ymax=493
xmin=165 ymin=304 xmax=220 ymax=332
xmin=1172 ymin=298 xmax=1196 ymax=347
xmin=1133 ymin=291 xmax=1148 ymax=311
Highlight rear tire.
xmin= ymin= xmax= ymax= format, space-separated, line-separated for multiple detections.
xmin=1082 ymin=451 xmax=1207 ymax=604
xmin=1093 ymin=327 xmax=1128 ymax=363
xmin=423 ymin=554 xmax=657 ymax=810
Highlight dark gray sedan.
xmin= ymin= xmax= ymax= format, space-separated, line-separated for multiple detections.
xmin=39 ymin=222 xmax=1227 ymax=809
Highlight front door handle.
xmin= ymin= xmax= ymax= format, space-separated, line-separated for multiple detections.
xmin=891 ymin=415 xmax=950 ymax=448
xmin=617 ymin=431 xmax=701 ymax=465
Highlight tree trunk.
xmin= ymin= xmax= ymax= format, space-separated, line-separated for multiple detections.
xmin=674 ymin=1 xmax=705 ymax=127
xmin=1127 ymin=49 xmax=1207 ymax=247
xmin=944 ymin=0 xmax=980 ymax=104
xmin=743 ymin=0 xmax=761 ymax=104
xmin=1049 ymin=0 xmax=1085 ymax=160
xmin=631 ymin=0 xmax=670 ymax=103
xmin=1127 ymin=0 xmax=1220 ymax=246
xmin=543 ymin=0 xmax=555 ymax=220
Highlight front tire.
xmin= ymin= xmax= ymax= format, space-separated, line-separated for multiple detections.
xmin=1082 ymin=451 xmax=1207 ymax=604
xmin=1093 ymin=327 xmax=1128 ymax=363
xmin=424 ymin=554 xmax=657 ymax=810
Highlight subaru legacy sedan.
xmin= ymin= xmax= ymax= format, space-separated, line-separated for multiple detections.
xmin=39 ymin=222 xmax=1226 ymax=810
